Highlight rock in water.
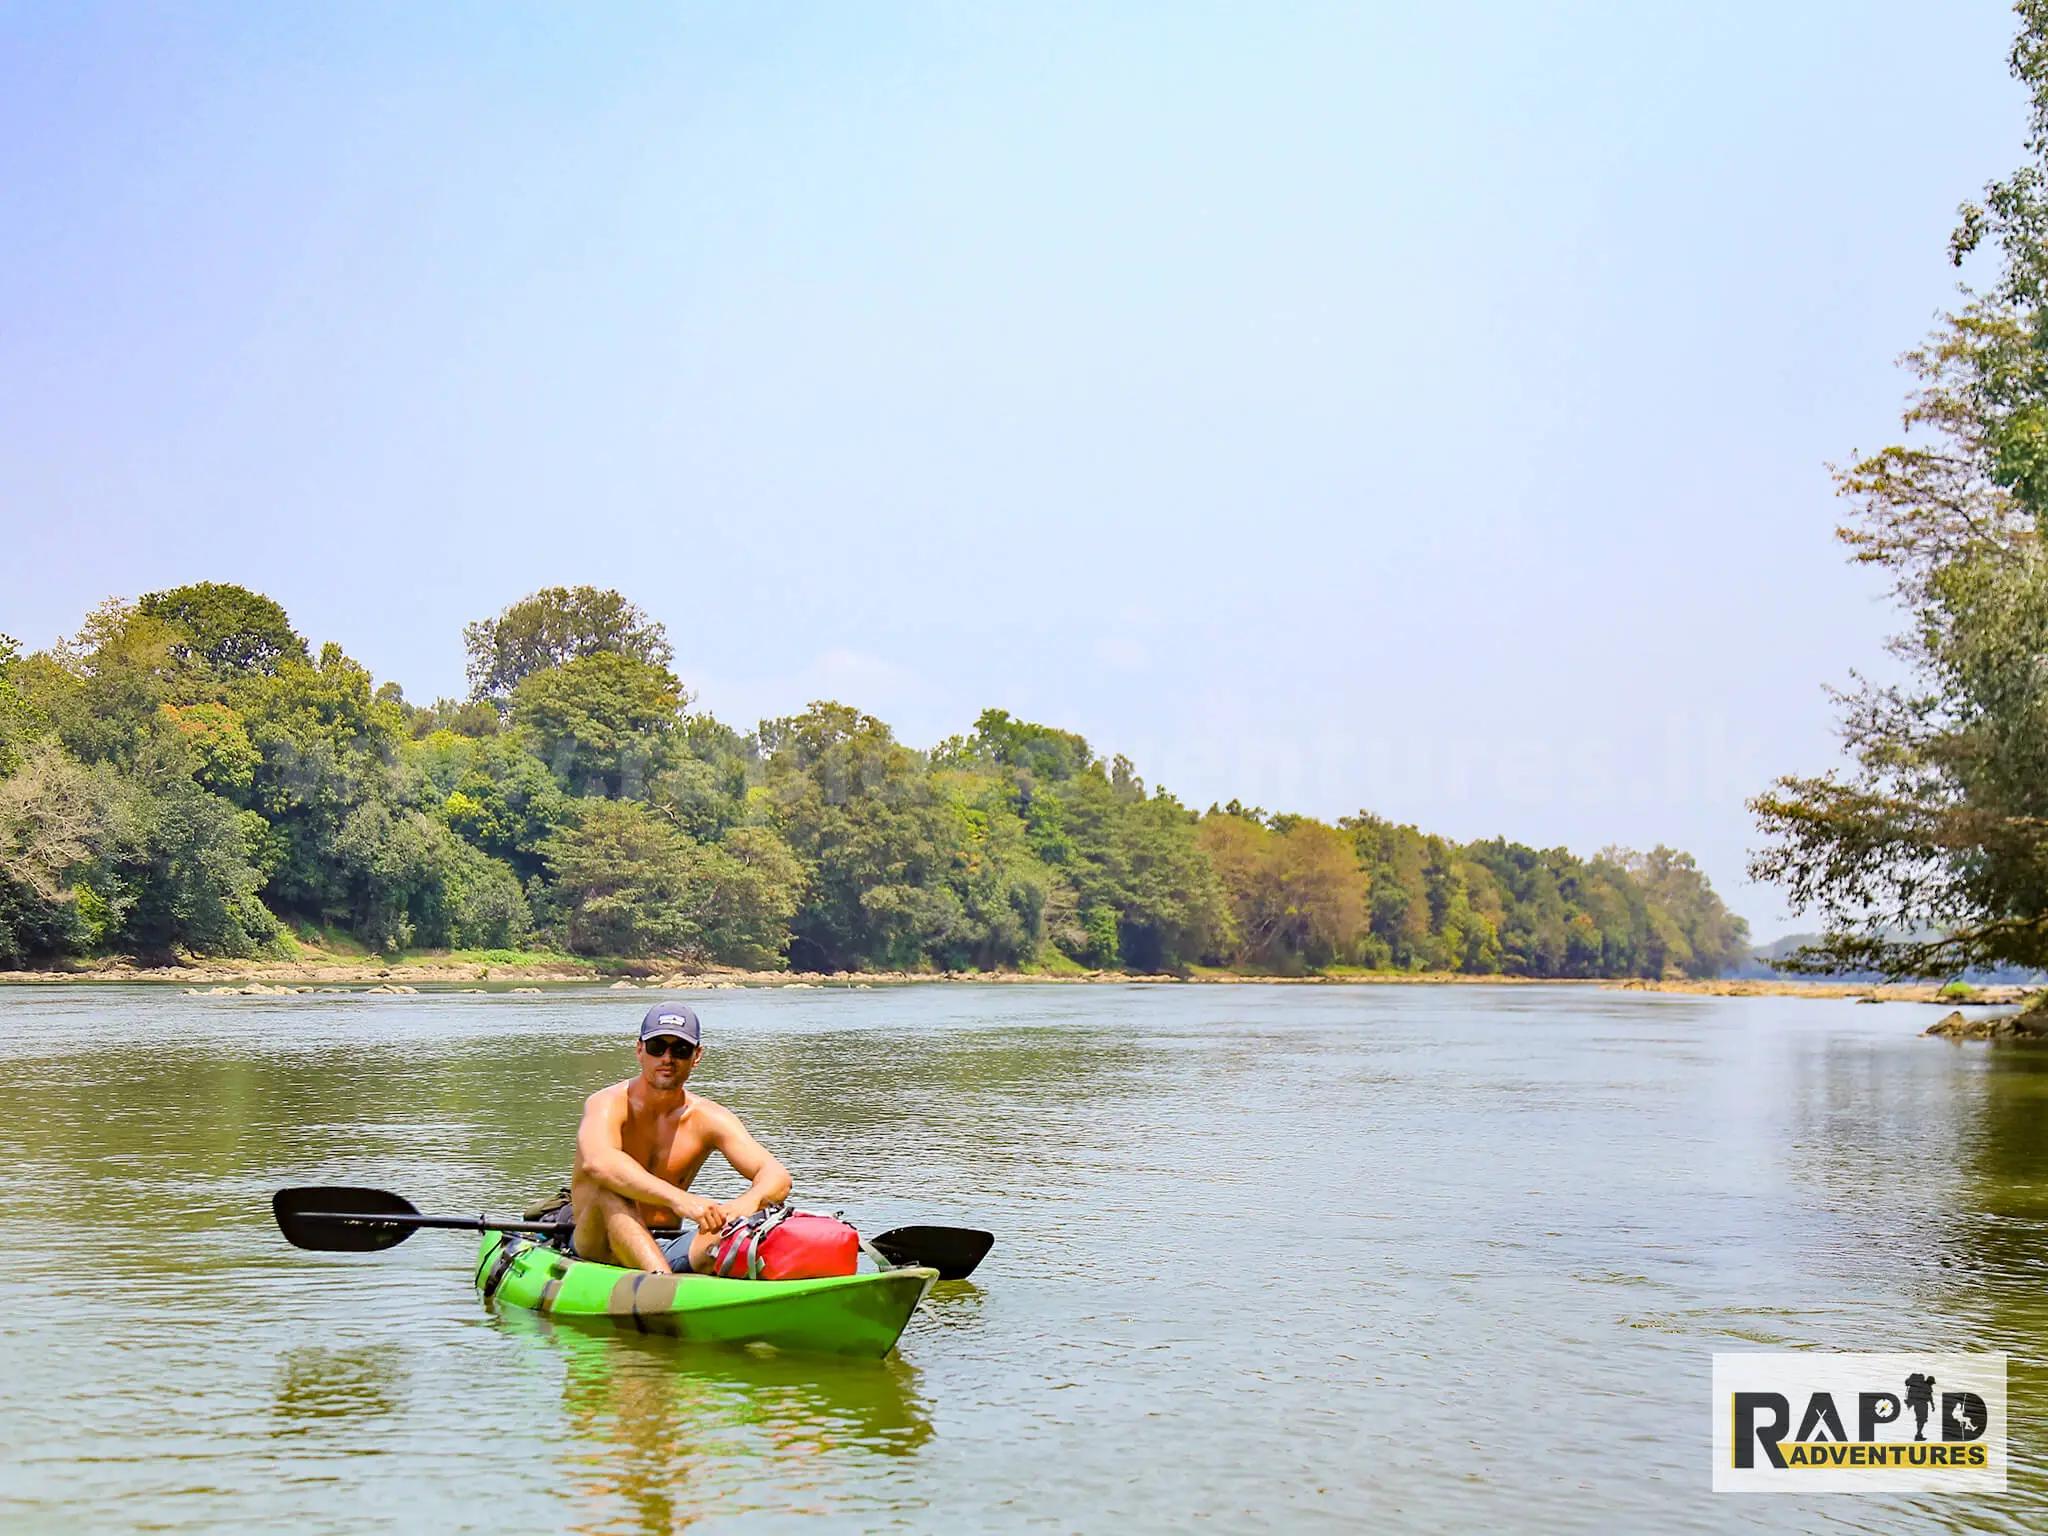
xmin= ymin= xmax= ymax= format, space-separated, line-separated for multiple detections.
xmin=1926 ymin=1008 xmax=2048 ymax=1040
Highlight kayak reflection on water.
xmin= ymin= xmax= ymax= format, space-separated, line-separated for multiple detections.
xmin=492 ymin=1306 xmax=935 ymax=1528
xmin=569 ymin=1003 xmax=793 ymax=1275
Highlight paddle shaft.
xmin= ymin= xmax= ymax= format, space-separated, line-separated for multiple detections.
xmin=309 ymin=1209 xmax=983 ymax=1272
xmin=301 ymin=1209 xmax=685 ymax=1238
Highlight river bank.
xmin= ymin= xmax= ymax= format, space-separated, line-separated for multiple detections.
xmin=1604 ymin=976 xmax=2044 ymax=1006
xmin=0 ymin=955 xmax=2035 ymax=1005
xmin=0 ymin=957 xmax=1583 ymax=989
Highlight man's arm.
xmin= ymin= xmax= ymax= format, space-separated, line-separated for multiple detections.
xmin=706 ymin=1105 xmax=792 ymax=1219
xmin=574 ymin=1088 xmax=726 ymax=1228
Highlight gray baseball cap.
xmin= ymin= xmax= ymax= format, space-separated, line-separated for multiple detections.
xmin=638 ymin=1001 xmax=702 ymax=1046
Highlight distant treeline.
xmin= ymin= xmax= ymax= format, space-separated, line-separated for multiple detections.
xmin=0 ymin=585 xmax=1749 ymax=977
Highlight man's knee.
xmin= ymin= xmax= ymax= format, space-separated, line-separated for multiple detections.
xmin=692 ymin=1229 xmax=724 ymax=1274
xmin=598 ymin=1192 xmax=656 ymax=1245
xmin=570 ymin=1208 xmax=608 ymax=1261
xmin=570 ymin=1186 xmax=630 ymax=1260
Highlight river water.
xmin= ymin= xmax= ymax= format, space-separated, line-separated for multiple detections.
xmin=0 ymin=982 xmax=2042 ymax=1533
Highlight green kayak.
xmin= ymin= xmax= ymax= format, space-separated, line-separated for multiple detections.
xmin=474 ymin=1231 xmax=939 ymax=1358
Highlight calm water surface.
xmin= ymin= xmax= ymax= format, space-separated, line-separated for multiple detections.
xmin=1 ymin=983 xmax=2044 ymax=1533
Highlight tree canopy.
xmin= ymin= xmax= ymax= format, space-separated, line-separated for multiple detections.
xmin=464 ymin=586 xmax=673 ymax=705
xmin=137 ymin=583 xmax=308 ymax=676
xmin=0 ymin=585 xmax=1745 ymax=977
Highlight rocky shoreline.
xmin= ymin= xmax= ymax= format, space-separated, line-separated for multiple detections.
xmin=0 ymin=959 xmax=2040 ymax=1007
xmin=0 ymin=959 xmax=1583 ymax=989
xmin=1604 ymin=977 xmax=2044 ymax=1006
xmin=1924 ymin=1006 xmax=2048 ymax=1040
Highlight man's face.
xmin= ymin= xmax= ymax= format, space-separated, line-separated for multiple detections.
xmin=637 ymin=1034 xmax=699 ymax=1089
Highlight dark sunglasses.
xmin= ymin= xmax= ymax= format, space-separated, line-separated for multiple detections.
xmin=641 ymin=1035 xmax=696 ymax=1059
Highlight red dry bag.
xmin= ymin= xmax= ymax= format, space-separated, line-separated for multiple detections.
xmin=711 ymin=1207 xmax=860 ymax=1280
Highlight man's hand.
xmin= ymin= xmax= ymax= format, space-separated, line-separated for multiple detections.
xmin=689 ymin=1198 xmax=729 ymax=1233
xmin=648 ymin=1184 xmax=726 ymax=1232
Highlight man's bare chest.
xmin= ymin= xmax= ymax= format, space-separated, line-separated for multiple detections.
xmin=621 ymin=1105 xmax=713 ymax=1185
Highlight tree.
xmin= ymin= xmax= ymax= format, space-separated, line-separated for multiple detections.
xmin=510 ymin=653 xmax=684 ymax=797
xmin=1199 ymin=811 xmax=1367 ymax=971
xmin=0 ymin=635 xmax=44 ymax=775
xmin=1751 ymin=3 xmax=2048 ymax=976
xmin=933 ymin=768 xmax=1054 ymax=968
xmin=235 ymin=642 xmax=406 ymax=919
xmin=137 ymin=583 xmax=307 ymax=675
xmin=1620 ymin=846 xmax=1748 ymax=978
xmin=539 ymin=799 xmax=703 ymax=958
xmin=332 ymin=801 xmax=529 ymax=951
xmin=465 ymin=587 xmax=673 ymax=704
xmin=759 ymin=702 xmax=962 ymax=970
xmin=158 ymin=702 xmax=259 ymax=797
xmin=0 ymin=743 xmax=133 ymax=962
xmin=691 ymin=825 xmax=804 ymax=969
xmin=113 ymin=762 xmax=277 ymax=959
xmin=407 ymin=732 xmax=570 ymax=879
xmin=645 ymin=715 xmax=756 ymax=841
xmin=938 ymin=708 xmax=1092 ymax=782
xmin=1347 ymin=814 xmax=1431 ymax=967
xmin=24 ymin=600 xmax=193 ymax=768
xmin=1053 ymin=766 xmax=1224 ymax=970
xmin=1444 ymin=857 xmax=1506 ymax=973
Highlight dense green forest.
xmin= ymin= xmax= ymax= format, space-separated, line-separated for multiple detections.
xmin=0 ymin=584 xmax=1747 ymax=977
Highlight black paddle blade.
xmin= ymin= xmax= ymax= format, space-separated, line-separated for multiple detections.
xmin=274 ymin=1186 xmax=421 ymax=1252
xmin=870 ymin=1225 xmax=994 ymax=1281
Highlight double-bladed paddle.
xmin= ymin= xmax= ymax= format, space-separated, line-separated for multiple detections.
xmin=272 ymin=1185 xmax=994 ymax=1279
xmin=274 ymin=1185 xmax=597 ymax=1252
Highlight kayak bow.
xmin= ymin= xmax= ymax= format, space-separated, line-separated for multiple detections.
xmin=475 ymin=1231 xmax=938 ymax=1358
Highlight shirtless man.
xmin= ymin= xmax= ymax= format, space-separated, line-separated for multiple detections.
xmin=570 ymin=1002 xmax=791 ymax=1274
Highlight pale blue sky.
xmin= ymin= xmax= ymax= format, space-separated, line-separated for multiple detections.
xmin=0 ymin=2 xmax=2024 ymax=933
